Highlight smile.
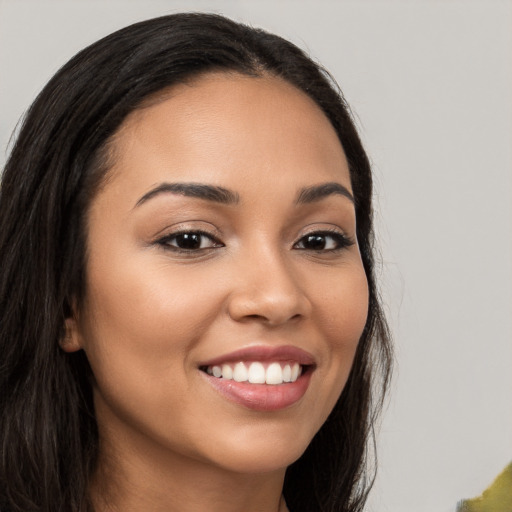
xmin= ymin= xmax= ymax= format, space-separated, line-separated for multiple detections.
xmin=203 ymin=361 xmax=303 ymax=385
xmin=199 ymin=345 xmax=315 ymax=411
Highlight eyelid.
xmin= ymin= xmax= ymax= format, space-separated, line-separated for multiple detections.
xmin=151 ymin=220 xmax=222 ymax=241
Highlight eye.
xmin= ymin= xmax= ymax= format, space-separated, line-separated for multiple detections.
xmin=157 ymin=231 xmax=223 ymax=251
xmin=294 ymin=231 xmax=354 ymax=251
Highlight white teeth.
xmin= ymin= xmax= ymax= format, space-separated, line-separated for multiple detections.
xmin=291 ymin=363 xmax=300 ymax=381
xmin=205 ymin=361 xmax=305 ymax=384
xmin=248 ymin=362 xmax=266 ymax=384
xmin=233 ymin=362 xmax=248 ymax=382
xmin=266 ymin=362 xmax=283 ymax=385
xmin=282 ymin=364 xmax=292 ymax=383
xmin=221 ymin=364 xmax=233 ymax=380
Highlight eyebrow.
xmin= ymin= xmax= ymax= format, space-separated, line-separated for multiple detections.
xmin=134 ymin=182 xmax=240 ymax=208
xmin=295 ymin=182 xmax=354 ymax=204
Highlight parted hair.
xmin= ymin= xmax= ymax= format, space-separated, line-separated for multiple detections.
xmin=0 ymin=13 xmax=392 ymax=512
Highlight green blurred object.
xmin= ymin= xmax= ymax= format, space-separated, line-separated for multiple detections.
xmin=457 ymin=462 xmax=512 ymax=512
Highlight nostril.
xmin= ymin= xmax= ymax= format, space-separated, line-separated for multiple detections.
xmin=235 ymin=312 xmax=303 ymax=326
xmin=231 ymin=313 xmax=267 ymax=323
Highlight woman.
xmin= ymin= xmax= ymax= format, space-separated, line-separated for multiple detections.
xmin=0 ymin=13 xmax=392 ymax=512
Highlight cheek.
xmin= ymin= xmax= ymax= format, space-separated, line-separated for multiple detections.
xmin=318 ymin=263 xmax=369 ymax=345
xmin=76 ymin=263 xmax=228 ymax=453
xmin=77 ymin=258 xmax=224 ymax=405
xmin=82 ymin=253 xmax=220 ymax=346
xmin=313 ymin=263 xmax=369 ymax=401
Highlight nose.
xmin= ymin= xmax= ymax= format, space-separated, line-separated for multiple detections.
xmin=226 ymin=246 xmax=312 ymax=326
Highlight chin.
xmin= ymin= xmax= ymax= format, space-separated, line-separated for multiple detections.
xmin=213 ymin=446 xmax=306 ymax=475
xmin=197 ymin=423 xmax=316 ymax=475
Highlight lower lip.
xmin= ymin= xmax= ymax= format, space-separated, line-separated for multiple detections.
xmin=201 ymin=370 xmax=312 ymax=411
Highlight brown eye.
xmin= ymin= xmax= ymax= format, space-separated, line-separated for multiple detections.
xmin=174 ymin=233 xmax=203 ymax=250
xmin=158 ymin=231 xmax=223 ymax=251
xmin=294 ymin=231 xmax=353 ymax=251
xmin=303 ymin=234 xmax=329 ymax=250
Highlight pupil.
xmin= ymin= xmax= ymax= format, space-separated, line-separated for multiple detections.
xmin=306 ymin=235 xmax=326 ymax=250
xmin=176 ymin=233 xmax=201 ymax=249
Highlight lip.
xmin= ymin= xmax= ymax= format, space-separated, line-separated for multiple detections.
xmin=198 ymin=344 xmax=316 ymax=367
xmin=198 ymin=345 xmax=315 ymax=411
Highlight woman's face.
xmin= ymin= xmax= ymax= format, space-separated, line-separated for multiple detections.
xmin=68 ymin=73 xmax=369 ymax=475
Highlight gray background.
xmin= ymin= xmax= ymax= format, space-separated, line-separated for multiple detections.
xmin=1 ymin=1 xmax=511 ymax=511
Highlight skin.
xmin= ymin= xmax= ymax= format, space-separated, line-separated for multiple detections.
xmin=64 ymin=73 xmax=369 ymax=512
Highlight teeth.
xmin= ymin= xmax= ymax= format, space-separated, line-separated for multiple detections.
xmin=248 ymin=362 xmax=266 ymax=384
xmin=266 ymin=362 xmax=283 ymax=385
xmin=221 ymin=364 xmax=233 ymax=380
xmin=233 ymin=362 xmax=248 ymax=382
xmin=205 ymin=361 xmax=304 ymax=385
xmin=282 ymin=364 xmax=292 ymax=383
xmin=291 ymin=363 xmax=300 ymax=381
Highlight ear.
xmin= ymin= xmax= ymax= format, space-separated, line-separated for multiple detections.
xmin=59 ymin=316 xmax=84 ymax=353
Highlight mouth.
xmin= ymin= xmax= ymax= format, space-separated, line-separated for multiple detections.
xmin=198 ymin=345 xmax=315 ymax=411
xmin=200 ymin=361 xmax=310 ymax=385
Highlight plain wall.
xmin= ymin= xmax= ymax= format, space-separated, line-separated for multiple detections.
xmin=1 ymin=1 xmax=511 ymax=511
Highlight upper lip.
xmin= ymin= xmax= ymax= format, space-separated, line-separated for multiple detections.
xmin=198 ymin=345 xmax=316 ymax=368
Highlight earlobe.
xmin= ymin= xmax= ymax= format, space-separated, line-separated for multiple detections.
xmin=59 ymin=316 xmax=83 ymax=353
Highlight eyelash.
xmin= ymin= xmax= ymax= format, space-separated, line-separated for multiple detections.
xmin=156 ymin=229 xmax=354 ymax=254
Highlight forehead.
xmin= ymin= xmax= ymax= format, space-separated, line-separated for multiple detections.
xmin=102 ymin=72 xmax=351 ymax=201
